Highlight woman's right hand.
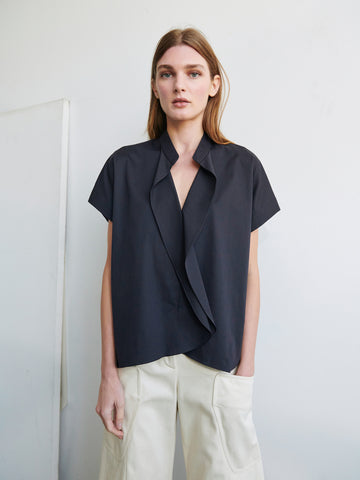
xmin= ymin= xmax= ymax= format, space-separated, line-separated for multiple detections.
xmin=95 ymin=372 xmax=125 ymax=440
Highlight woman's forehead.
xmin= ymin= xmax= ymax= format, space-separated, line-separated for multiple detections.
xmin=157 ymin=45 xmax=206 ymax=67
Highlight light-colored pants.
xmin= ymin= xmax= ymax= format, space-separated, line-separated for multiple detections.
xmin=98 ymin=353 xmax=265 ymax=480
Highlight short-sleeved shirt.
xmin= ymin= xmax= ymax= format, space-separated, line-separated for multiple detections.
xmin=88 ymin=129 xmax=281 ymax=372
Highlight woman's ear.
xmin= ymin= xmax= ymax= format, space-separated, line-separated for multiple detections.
xmin=151 ymin=79 xmax=158 ymax=98
xmin=209 ymin=74 xmax=221 ymax=97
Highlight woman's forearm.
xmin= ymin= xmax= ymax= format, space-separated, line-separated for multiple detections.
xmin=100 ymin=261 xmax=118 ymax=379
xmin=238 ymin=266 xmax=260 ymax=373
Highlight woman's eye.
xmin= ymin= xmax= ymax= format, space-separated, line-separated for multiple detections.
xmin=159 ymin=71 xmax=200 ymax=78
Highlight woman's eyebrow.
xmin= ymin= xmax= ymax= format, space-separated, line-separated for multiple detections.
xmin=157 ymin=64 xmax=205 ymax=71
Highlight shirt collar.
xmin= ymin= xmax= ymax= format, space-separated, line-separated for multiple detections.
xmin=159 ymin=129 xmax=214 ymax=166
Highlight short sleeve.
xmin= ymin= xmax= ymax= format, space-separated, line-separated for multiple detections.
xmin=88 ymin=153 xmax=115 ymax=222
xmin=251 ymin=153 xmax=281 ymax=232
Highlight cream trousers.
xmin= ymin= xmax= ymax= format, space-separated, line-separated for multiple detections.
xmin=98 ymin=353 xmax=265 ymax=480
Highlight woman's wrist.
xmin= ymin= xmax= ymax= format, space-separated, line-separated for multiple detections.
xmin=101 ymin=364 xmax=118 ymax=380
xmin=236 ymin=360 xmax=255 ymax=376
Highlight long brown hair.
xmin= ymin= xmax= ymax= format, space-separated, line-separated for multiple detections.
xmin=146 ymin=27 xmax=233 ymax=145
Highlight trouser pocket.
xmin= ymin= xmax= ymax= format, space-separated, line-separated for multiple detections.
xmin=212 ymin=371 xmax=262 ymax=472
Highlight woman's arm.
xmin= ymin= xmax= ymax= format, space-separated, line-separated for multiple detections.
xmin=100 ymin=220 xmax=117 ymax=378
xmin=95 ymin=220 xmax=125 ymax=439
xmin=236 ymin=229 xmax=260 ymax=377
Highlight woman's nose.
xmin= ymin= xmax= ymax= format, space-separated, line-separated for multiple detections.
xmin=174 ymin=73 xmax=186 ymax=91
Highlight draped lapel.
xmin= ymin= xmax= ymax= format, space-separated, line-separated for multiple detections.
xmin=150 ymin=129 xmax=217 ymax=336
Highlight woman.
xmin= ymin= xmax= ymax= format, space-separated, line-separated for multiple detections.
xmin=88 ymin=27 xmax=280 ymax=480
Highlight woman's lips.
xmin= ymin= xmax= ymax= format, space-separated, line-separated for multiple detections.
xmin=173 ymin=100 xmax=190 ymax=107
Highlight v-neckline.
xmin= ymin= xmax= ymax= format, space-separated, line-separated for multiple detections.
xmin=158 ymin=129 xmax=214 ymax=216
xmin=169 ymin=166 xmax=201 ymax=214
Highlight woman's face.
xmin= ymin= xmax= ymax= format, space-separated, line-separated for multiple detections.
xmin=152 ymin=44 xmax=220 ymax=126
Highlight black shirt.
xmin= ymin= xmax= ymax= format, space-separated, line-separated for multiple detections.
xmin=88 ymin=129 xmax=281 ymax=372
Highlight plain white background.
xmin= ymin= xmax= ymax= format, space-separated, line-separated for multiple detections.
xmin=1 ymin=1 xmax=359 ymax=479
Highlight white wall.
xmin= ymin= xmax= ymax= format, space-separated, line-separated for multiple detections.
xmin=1 ymin=1 xmax=359 ymax=479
